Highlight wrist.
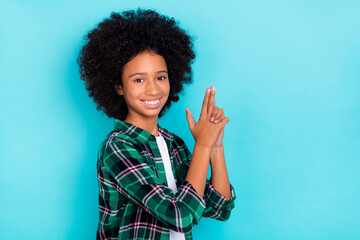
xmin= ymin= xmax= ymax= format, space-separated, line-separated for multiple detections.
xmin=212 ymin=144 xmax=224 ymax=149
xmin=194 ymin=140 xmax=213 ymax=150
xmin=211 ymin=145 xmax=224 ymax=153
xmin=194 ymin=142 xmax=212 ymax=154
xmin=210 ymin=145 xmax=224 ymax=162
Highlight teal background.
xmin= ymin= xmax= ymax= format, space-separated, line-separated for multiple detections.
xmin=1 ymin=0 xmax=360 ymax=239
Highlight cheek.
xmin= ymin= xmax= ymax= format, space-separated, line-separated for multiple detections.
xmin=124 ymin=85 xmax=141 ymax=98
xmin=122 ymin=89 xmax=139 ymax=106
xmin=163 ymin=80 xmax=170 ymax=97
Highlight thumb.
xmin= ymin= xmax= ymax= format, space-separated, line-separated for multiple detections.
xmin=185 ymin=108 xmax=196 ymax=130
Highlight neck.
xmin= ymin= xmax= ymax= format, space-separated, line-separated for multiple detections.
xmin=124 ymin=114 xmax=159 ymax=137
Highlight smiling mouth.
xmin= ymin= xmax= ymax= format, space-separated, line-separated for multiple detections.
xmin=141 ymin=97 xmax=162 ymax=108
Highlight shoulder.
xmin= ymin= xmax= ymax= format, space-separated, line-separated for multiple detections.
xmin=103 ymin=130 xmax=138 ymax=148
xmin=98 ymin=130 xmax=143 ymax=161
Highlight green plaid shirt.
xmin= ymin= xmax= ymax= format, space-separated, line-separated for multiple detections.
xmin=96 ymin=119 xmax=236 ymax=240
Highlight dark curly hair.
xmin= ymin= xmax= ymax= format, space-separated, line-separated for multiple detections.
xmin=77 ymin=8 xmax=195 ymax=120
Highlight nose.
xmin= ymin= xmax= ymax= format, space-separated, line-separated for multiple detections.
xmin=145 ymin=79 xmax=160 ymax=96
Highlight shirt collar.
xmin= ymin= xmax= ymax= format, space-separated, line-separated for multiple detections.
xmin=113 ymin=118 xmax=174 ymax=144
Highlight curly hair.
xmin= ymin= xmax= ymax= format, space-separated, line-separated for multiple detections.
xmin=77 ymin=9 xmax=195 ymax=120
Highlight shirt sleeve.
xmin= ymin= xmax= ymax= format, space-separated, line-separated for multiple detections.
xmin=177 ymin=138 xmax=236 ymax=221
xmin=202 ymin=178 xmax=236 ymax=221
xmin=102 ymin=139 xmax=206 ymax=234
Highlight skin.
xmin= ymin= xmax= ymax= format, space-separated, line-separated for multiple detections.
xmin=116 ymin=50 xmax=170 ymax=136
xmin=117 ymin=50 xmax=232 ymax=200
xmin=186 ymin=86 xmax=231 ymax=200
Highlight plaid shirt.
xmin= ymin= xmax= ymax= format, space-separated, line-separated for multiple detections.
xmin=96 ymin=119 xmax=236 ymax=240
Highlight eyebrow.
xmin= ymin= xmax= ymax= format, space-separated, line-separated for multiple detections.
xmin=127 ymin=70 xmax=168 ymax=79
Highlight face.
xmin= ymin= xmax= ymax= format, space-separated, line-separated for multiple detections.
xmin=117 ymin=50 xmax=170 ymax=123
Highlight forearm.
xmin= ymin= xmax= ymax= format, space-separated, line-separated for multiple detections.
xmin=185 ymin=143 xmax=211 ymax=198
xmin=209 ymin=146 xmax=231 ymax=200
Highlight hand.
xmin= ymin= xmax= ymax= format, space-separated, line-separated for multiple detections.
xmin=186 ymin=86 xmax=230 ymax=149
xmin=207 ymin=86 xmax=227 ymax=147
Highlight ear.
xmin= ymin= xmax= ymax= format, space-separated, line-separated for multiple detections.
xmin=115 ymin=85 xmax=123 ymax=96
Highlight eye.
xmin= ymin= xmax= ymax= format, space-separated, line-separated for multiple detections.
xmin=134 ymin=78 xmax=144 ymax=83
xmin=157 ymin=76 xmax=167 ymax=80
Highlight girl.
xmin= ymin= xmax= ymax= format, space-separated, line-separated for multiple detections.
xmin=78 ymin=9 xmax=236 ymax=240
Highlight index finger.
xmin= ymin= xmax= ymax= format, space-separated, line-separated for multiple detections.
xmin=207 ymin=86 xmax=216 ymax=115
xmin=200 ymin=88 xmax=211 ymax=116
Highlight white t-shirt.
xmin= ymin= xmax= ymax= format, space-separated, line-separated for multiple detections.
xmin=156 ymin=135 xmax=186 ymax=240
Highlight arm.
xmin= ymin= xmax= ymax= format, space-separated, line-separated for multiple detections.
xmin=202 ymin=145 xmax=236 ymax=221
xmin=203 ymin=86 xmax=236 ymax=220
xmin=207 ymin=86 xmax=234 ymax=201
xmin=185 ymin=87 xmax=230 ymax=198
xmin=185 ymin=143 xmax=211 ymax=198
xmin=209 ymin=145 xmax=231 ymax=200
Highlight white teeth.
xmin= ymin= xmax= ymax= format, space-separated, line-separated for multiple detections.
xmin=144 ymin=99 xmax=159 ymax=105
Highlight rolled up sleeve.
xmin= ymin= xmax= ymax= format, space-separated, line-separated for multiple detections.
xmin=202 ymin=179 xmax=236 ymax=221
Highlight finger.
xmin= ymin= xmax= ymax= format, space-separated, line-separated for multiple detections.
xmin=210 ymin=106 xmax=219 ymax=122
xmin=207 ymin=86 xmax=216 ymax=115
xmin=214 ymin=114 xmax=225 ymax=124
xmin=214 ymin=108 xmax=224 ymax=120
xmin=200 ymin=88 xmax=211 ymax=117
xmin=220 ymin=117 xmax=230 ymax=128
xmin=185 ymin=108 xmax=196 ymax=131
